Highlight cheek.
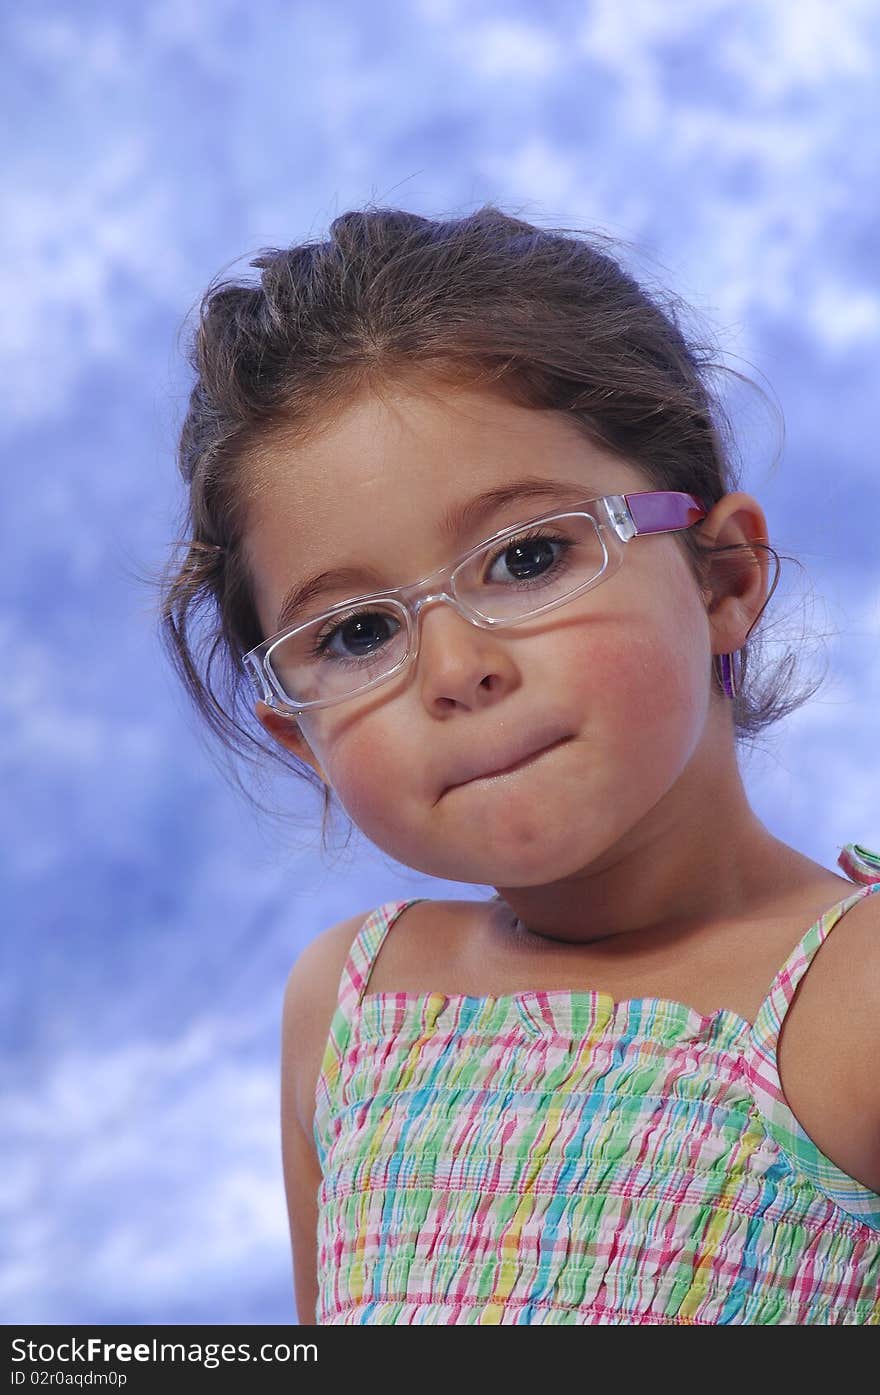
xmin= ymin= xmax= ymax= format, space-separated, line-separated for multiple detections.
xmin=304 ymin=717 xmax=407 ymax=836
xmin=558 ymin=617 xmax=708 ymax=747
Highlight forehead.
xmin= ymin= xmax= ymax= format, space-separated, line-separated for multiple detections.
xmin=244 ymin=381 xmax=649 ymax=526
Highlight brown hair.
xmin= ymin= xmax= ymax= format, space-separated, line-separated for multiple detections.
xmin=153 ymin=203 xmax=824 ymax=853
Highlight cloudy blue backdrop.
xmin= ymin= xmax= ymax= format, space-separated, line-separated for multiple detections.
xmin=4 ymin=0 xmax=879 ymax=1325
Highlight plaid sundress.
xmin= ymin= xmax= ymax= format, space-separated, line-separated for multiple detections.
xmin=313 ymin=842 xmax=880 ymax=1324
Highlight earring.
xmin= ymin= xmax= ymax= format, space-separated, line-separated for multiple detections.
xmin=714 ymin=650 xmax=740 ymax=699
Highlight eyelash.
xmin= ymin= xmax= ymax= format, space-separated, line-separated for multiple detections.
xmin=307 ymin=528 xmax=574 ymax=665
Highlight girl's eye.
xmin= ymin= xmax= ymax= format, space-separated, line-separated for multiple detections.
xmin=310 ymin=609 xmax=401 ymax=664
xmin=483 ymin=531 xmax=568 ymax=586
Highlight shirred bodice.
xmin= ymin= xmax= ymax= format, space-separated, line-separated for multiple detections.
xmin=312 ymin=842 xmax=880 ymax=1324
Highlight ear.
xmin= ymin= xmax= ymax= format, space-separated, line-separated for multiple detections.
xmin=696 ymin=491 xmax=773 ymax=656
xmin=254 ymin=699 xmax=329 ymax=784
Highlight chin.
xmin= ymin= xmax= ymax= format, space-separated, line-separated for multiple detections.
xmin=413 ymin=836 xmax=589 ymax=890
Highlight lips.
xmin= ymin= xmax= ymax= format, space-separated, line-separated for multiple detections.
xmin=441 ymin=728 xmax=570 ymax=796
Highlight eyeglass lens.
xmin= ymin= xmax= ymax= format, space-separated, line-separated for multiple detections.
xmin=266 ymin=512 xmax=607 ymax=707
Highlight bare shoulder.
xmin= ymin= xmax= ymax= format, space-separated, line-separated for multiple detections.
xmin=777 ymin=883 xmax=880 ymax=1191
xmin=282 ymin=908 xmax=373 ymax=1135
xmin=787 ymin=882 xmax=880 ymax=1053
xmin=282 ymin=897 xmax=465 ymax=1119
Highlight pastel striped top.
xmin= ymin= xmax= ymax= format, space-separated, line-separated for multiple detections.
xmin=313 ymin=842 xmax=880 ymax=1324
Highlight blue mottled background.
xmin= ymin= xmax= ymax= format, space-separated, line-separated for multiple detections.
xmin=3 ymin=0 xmax=878 ymax=1324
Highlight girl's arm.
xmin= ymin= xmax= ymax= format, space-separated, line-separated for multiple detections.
xmin=280 ymin=1030 xmax=322 ymax=1325
xmin=280 ymin=910 xmax=371 ymax=1324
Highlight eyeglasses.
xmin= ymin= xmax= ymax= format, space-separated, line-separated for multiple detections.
xmin=243 ymin=489 xmax=708 ymax=715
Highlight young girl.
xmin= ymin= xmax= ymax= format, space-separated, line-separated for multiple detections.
xmin=158 ymin=205 xmax=880 ymax=1325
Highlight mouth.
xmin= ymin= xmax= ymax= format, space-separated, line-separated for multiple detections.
xmin=443 ymin=735 xmax=570 ymax=796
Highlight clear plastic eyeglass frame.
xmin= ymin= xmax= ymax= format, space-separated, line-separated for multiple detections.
xmin=243 ymin=489 xmax=709 ymax=716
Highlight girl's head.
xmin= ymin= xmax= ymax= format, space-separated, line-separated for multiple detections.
xmin=158 ymin=205 xmax=818 ymax=877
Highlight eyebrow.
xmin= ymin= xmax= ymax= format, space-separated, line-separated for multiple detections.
xmin=272 ymin=475 xmax=597 ymax=633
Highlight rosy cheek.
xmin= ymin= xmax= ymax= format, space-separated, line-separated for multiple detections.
xmin=557 ymin=625 xmax=644 ymax=698
xmin=558 ymin=624 xmax=701 ymax=731
xmin=316 ymin=721 xmax=400 ymax=823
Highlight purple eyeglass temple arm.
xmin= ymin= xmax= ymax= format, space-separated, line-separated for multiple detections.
xmin=623 ymin=491 xmax=708 ymax=533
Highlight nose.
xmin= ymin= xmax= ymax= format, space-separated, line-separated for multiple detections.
xmin=412 ymin=593 xmax=509 ymax=698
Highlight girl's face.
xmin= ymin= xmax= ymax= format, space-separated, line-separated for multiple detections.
xmin=244 ymin=380 xmax=751 ymax=889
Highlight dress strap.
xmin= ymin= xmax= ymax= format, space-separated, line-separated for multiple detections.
xmin=335 ymin=898 xmax=429 ymax=1016
xmin=750 ymin=841 xmax=880 ymax=1049
xmin=313 ymin=898 xmax=428 ymax=1167
xmin=743 ymin=842 xmax=880 ymax=1224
